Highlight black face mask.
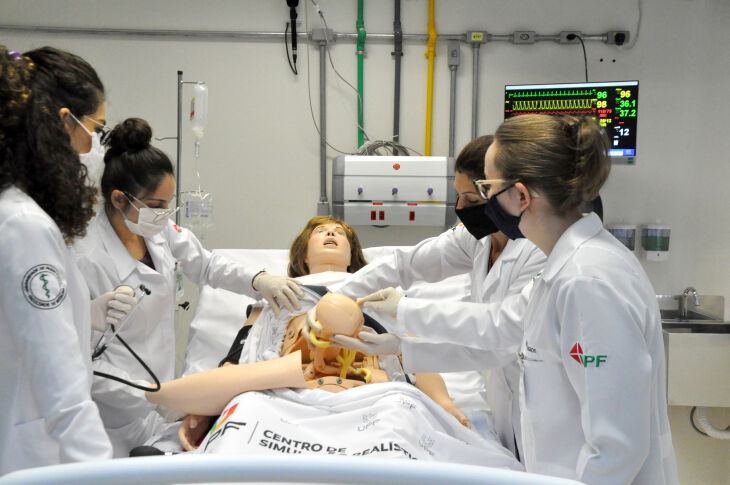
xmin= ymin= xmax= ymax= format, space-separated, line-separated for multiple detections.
xmin=455 ymin=202 xmax=498 ymax=240
xmin=483 ymin=184 xmax=525 ymax=240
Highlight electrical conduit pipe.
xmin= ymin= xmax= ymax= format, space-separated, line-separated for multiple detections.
xmin=356 ymin=0 xmax=366 ymax=148
xmin=392 ymin=0 xmax=403 ymax=152
xmin=424 ymin=0 xmax=437 ymax=156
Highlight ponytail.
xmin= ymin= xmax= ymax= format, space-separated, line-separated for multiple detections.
xmin=494 ymin=114 xmax=610 ymax=215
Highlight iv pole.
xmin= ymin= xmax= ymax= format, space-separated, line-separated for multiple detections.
xmin=174 ymin=70 xmax=205 ymax=225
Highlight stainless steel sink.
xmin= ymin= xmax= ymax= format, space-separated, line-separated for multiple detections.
xmin=658 ymin=290 xmax=730 ymax=407
xmin=662 ymin=322 xmax=730 ymax=333
xmin=657 ymin=292 xmax=724 ymax=326
xmin=659 ymin=309 xmax=719 ymax=322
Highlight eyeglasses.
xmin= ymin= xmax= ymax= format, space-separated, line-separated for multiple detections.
xmin=124 ymin=192 xmax=180 ymax=223
xmin=84 ymin=116 xmax=112 ymax=146
xmin=473 ymin=179 xmax=509 ymax=200
xmin=69 ymin=112 xmax=112 ymax=146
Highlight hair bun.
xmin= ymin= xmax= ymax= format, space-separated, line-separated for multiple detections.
xmin=109 ymin=117 xmax=152 ymax=152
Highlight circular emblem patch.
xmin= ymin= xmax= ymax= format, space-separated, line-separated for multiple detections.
xmin=22 ymin=264 xmax=67 ymax=310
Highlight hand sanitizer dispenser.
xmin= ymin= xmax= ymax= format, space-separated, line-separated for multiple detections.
xmin=642 ymin=223 xmax=670 ymax=261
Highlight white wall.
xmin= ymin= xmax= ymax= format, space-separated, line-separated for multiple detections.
xmin=2 ymin=0 xmax=729 ymax=483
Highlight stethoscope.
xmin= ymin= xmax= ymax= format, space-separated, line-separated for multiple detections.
xmin=91 ymin=284 xmax=161 ymax=393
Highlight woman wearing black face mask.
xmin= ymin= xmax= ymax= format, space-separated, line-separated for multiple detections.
xmin=346 ymin=115 xmax=678 ymax=484
xmin=331 ymin=135 xmax=546 ymax=456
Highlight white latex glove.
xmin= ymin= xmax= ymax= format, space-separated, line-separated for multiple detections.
xmin=356 ymin=287 xmax=403 ymax=318
xmin=252 ymin=272 xmax=304 ymax=316
xmin=330 ymin=328 xmax=402 ymax=356
xmin=90 ymin=286 xmax=137 ymax=332
xmin=302 ymin=307 xmax=321 ymax=349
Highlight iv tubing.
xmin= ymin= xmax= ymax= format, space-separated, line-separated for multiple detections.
xmin=424 ymin=0 xmax=437 ymax=156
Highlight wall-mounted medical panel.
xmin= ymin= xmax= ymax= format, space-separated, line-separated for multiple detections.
xmin=332 ymin=156 xmax=456 ymax=227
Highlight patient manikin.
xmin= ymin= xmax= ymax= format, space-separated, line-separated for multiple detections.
xmin=144 ymin=217 xmax=519 ymax=468
xmin=147 ymin=218 xmax=462 ymax=442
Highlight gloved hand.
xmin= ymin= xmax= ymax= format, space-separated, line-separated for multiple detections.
xmin=302 ymin=307 xmax=322 ymax=349
xmin=356 ymin=287 xmax=403 ymax=318
xmin=252 ymin=272 xmax=304 ymax=316
xmin=90 ymin=286 xmax=137 ymax=332
xmin=330 ymin=328 xmax=402 ymax=356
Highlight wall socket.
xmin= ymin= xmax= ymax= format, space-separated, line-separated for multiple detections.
xmin=559 ymin=31 xmax=583 ymax=44
xmin=606 ymin=31 xmax=630 ymax=45
xmin=513 ymin=31 xmax=536 ymax=44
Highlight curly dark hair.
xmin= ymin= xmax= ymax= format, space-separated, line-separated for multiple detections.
xmin=0 ymin=46 xmax=103 ymax=242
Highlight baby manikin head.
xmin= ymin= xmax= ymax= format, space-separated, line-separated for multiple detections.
xmin=315 ymin=293 xmax=364 ymax=339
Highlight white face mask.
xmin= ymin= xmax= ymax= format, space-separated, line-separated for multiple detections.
xmin=79 ymin=132 xmax=105 ymax=185
xmin=120 ymin=193 xmax=177 ymax=238
xmin=70 ymin=112 xmax=107 ymax=185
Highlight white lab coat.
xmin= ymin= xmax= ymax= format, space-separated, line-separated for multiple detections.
xmin=74 ymin=211 xmax=262 ymax=457
xmin=0 ymin=187 xmax=112 ymax=474
xmin=333 ymin=224 xmax=546 ymax=455
xmin=396 ymin=214 xmax=679 ymax=485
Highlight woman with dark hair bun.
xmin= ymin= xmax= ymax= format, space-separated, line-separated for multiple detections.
xmin=0 ymin=45 xmax=114 ymax=474
xmin=74 ymin=117 xmax=304 ymax=457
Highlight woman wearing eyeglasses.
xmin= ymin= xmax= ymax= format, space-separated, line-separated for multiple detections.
xmin=74 ymin=117 xmax=304 ymax=457
xmin=0 ymin=46 xmax=115 ymax=474
xmin=329 ymin=135 xmax=545 ymax=457
xmin=336 ymin=115 xmax=678 ymax=484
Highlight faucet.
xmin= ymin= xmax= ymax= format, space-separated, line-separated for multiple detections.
xmin=678 ymin=287 xmax=700 ymax=320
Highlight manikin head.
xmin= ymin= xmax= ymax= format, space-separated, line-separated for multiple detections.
xmin=288 ymin=216 xmax=367 ymax=277
xmin=315 ymin=293 xmax=364 ymax=339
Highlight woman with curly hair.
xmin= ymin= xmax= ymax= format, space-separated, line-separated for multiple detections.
xmin=0 ymin=46 xmax=116 ymax=473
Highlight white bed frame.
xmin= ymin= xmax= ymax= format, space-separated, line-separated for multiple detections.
xmin=0 ymin=455 xmax=583 ymax=485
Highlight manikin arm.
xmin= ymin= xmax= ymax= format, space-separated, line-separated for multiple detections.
xmin=146 ymin=351 xmax=307 ymax=416
xmin=414 ymin=373 xmax=469 ymax=427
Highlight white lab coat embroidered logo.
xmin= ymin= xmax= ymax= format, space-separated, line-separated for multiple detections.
xmin=22 ymin=264 xmax=67 ymax=309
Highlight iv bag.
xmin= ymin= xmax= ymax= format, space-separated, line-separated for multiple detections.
xmin=190 ymin=82 xmax=208 ymax=141
xmin=180 ymin=190 xmax=214 ymax=240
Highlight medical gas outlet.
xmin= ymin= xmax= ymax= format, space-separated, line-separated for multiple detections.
xmin=332 ymin=156 xmax=456 ymax=226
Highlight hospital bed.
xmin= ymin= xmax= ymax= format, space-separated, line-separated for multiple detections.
xmin=0 ymin=455 xmax=583 ymax=485
xmin=0 ymin=248 xmax=582 ymax=485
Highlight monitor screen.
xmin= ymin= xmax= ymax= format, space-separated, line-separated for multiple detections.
xmin=504 ymin=81 xmax=639 ymax=164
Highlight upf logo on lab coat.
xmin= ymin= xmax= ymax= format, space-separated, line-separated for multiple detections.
xmin=22 ymin=264 xmax=67 ymax=309
xmin=569 ymin=343 xmax=607 ymax=367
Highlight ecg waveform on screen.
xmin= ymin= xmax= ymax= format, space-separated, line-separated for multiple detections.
xmin=511 ymin=99 xmax=595 ymax=111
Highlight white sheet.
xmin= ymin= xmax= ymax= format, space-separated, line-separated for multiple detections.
xmin=194 ymin=383 xmax=522 ymax=472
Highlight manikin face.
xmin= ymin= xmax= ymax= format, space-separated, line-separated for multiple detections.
xmin=305 ymin=223 xmax=352 ymax=270
xmin=453 ymin=171 xmax=486 ymax=210
xmin=112 ymin=174 xmax=176 ymax=224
